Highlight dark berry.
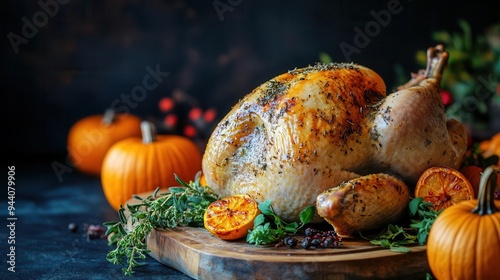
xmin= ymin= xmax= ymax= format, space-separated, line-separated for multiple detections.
xmin=301 ymin=238 xmax=312 ymax=249
xmin=304 ymin=228 xmax=316 ymax=237
xmin=285 ymin=237 xmax=298 ymax=248
xmin=68 ymin=223 xmax=78 ymax=232
xmin=311 ymin=238 xmax=321 ymax=247
xmin=323 ymin=237 xmax=334 ymax=248
xmin=86 ymin=224 xmax=106 ymax=240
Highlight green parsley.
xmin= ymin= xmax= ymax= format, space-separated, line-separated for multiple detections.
xmin=104 ymin=172 xmax=219 ymax=276
xmin=365 ymin=197 xmax=441 ymax=252
xmin=368 ymin=223 xmax=417 ymax=253
xmin=246 ymin=200 xmax=315 ymax=245
xmin=408 ymin=197 xmax=442 ymax=245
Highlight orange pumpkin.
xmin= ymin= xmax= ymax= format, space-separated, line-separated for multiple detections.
xmin=427 ymin=166 xmax=500 ymax=280
xmin=67 ymin=109 xmax=142 ymax=176
xmin=101 ymin=121 xmax=202 ymax=211
xmin=460 ymin=165 xmax=500 ymax=198
xmin=479 ymin=133 xmax=500 ymax=165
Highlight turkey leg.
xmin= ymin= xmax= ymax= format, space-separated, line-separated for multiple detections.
xmin=396 ymin=44 xmax=449 ymax=90
xmin=369 ymin=44 xmax=467 ymax=185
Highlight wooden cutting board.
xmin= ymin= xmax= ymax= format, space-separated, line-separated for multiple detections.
xmin=126 ymin=194 xmax=429 ymax=280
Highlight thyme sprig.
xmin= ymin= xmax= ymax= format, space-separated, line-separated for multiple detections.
xmin=104 ymin=172 xmax=219 ymax=276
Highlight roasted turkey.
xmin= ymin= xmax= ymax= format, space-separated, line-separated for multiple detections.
xmin=202 ymin=45 xmax=467 ymax=227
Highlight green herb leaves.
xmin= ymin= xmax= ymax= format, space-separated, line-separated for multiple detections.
xmin=409 ymin=197 xmax=442 ymax=246
xmin=246 ymin=200 xmax=315 ymax=245
xmin=462 ymin=142 xmax=499 ymax=168
xmin=104 ymin=172 xmax=219 ymax=276
xmin=366 ymin=197 xmax=441 ymax=253
xmin=368 ymin=224 xmax=416 ymax=253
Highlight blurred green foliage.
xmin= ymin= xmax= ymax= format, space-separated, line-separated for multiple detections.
xmin=412 ymin=19 xmax=500 ymax=125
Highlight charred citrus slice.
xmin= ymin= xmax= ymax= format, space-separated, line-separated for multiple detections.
xmin=415 ymin=166 xmax=474 ymax=211
xmin=203 ymin=194 xmax=260 ymax=240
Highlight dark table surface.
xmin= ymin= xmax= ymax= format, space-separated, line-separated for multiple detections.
xmin=1 ymin=159 xmax=192 ymax=280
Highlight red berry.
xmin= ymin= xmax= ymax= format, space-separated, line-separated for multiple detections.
xmin=203 ymin=108 xmax=217 ymax=123
xmin=440 ymin=90 xmax=453 ymax=106
xmin=184 ymin=125 xmax=197 ymax=137
xmin=163 ymin=114 xmax=177 ymax=128
xmin=189 ymin=107 xmax=203 ymax=120
xmin=159 ymin=97 xmax=174 ymax=112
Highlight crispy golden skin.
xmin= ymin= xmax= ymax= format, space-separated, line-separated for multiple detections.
xmin=202 ymin=46 xmax=466 ymax=223
xmin=203 ymin=64 xmax=387 ymax=222
xmin=316 ymin=173 xmax=410 ymax=237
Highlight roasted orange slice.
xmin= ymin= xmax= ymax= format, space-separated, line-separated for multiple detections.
xmin=415 ymin=166 xmax=474 ymax=211
xmin=203 ymin=194 xmax=260 ymax=240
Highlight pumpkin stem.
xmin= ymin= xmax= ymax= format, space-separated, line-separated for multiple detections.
xmin=141 ymin=121 xmax=157 ymax=144
xmin=102 ymin=108 xmax=116 ymax=125
xmin=471 ymin=166 xmax=499 ymax=216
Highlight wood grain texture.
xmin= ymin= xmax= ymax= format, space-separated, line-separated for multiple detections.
xmin=127 ymin=193 xmax=430 ymax=280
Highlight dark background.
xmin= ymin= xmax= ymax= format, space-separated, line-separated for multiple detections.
xmin=2 ymin=0 xmax=499 ymax=164
xmin=0 ymin=2 xmax=498 ymax=278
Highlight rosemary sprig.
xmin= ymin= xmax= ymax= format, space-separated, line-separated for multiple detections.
xmin=104 ymin=172 xmax=219 ymax=276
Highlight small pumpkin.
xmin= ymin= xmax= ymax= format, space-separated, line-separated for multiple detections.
xmin=101 ymin=121 xmax=202 ymax=211
xmin=67 ymin=109 xmax=142 ymax=176
xmin=479 ymin=133 xmax=500 ymax=165
xmin=460 ymin=165 xmax=500 ymax=198
xmin=427 ymin=166 xmax=500 ymax=280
